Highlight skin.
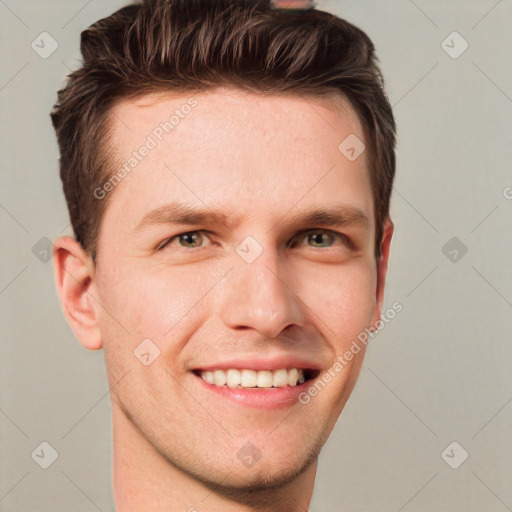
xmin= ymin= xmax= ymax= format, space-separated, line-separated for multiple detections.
xmin=53 ymin=88 xmax=393 ymax=511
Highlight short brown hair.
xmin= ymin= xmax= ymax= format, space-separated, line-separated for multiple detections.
xmin=51 ymin=0 xmax=396 ymax=261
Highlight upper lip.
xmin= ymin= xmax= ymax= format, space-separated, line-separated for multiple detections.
xmin=190 ymin=355 xmax=322 ymax=372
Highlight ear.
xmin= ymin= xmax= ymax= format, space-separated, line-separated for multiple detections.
xmin=370 ymin=218 xmax=394 ymax=327
xmin=53 ymin=236 xmax=103 ymax=350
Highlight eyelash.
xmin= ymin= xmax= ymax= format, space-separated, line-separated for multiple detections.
xmin=156 ymin=229 xmax=352 ymax=251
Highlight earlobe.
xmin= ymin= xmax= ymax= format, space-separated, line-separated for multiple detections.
xmin=53 ymin=236 xmax=103 ymax=350
xmin=371 ymin=218 xmax=394 ymax=326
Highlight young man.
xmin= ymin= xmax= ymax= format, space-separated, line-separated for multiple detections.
xmin=51 ymin=0 xmax=396 ymax=509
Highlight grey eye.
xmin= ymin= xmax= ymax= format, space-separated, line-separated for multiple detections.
xmin=306 ymin=231 xmax=335 ymax=248
xmin=178 ymin=232 xmax=204 ymax=248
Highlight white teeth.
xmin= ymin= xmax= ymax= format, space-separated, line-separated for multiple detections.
xmin=199 ymin=368 xmax=308 ymax=388
xmin=240 ymin=369 xmax=257 ymax=388
xmin=256 ymin=370 xmax=273 ymax=388
xmin=287 ymin=368 xmax=299 ymax=386
xmin=213 ymin=370 xmax=227 ymax=386
xmin=273 ymin=369 xmax=288 ymax=387
xmin=202 ymin=371 xmax=214 ymax=384
xmin=226 ymin=369 xmax=241 ymax=388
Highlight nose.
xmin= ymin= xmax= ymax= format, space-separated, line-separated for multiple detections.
xmin=219 ymin=244 xmax=305 ymax=339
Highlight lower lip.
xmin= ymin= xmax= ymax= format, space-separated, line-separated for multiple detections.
xmin=192 ymin=372 xmax=313 ymax=410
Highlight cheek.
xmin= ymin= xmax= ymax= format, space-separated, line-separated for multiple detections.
xmin=96 ymin=263 xmax=222 ymax=340
xmin=295 ymin=259 xmax=377 ymax=348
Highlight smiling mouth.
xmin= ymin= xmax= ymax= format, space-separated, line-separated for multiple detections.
xmin=192 ymin=368 xmax=319 ymax=389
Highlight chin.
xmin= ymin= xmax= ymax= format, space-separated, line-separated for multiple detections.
xmin=163 ymin=430 xmax=323 ymax=498
xmin=187 ymin=449 xmax=319 ymax=506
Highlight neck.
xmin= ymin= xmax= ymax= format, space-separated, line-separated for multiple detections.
xmin=111 ymin=400 xmax=318 ymax=512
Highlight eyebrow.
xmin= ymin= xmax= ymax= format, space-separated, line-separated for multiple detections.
xmin=134 ymin=202 xmax=370 ymax=233
xmin=135 ymin=203 xmax=242 ymax=232
xmin=284 ymin=205 xmax=370 ymax=230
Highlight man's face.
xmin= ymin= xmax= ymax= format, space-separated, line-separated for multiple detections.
xmin=90 ymin=89 xmax=389 ymax=488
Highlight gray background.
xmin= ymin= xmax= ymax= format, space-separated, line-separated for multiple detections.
xmin=1 ymin=0 xmax=511 ymax=510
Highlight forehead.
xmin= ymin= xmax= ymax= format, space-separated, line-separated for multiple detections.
xmin=101 ymin=88 xmax=373 ymax=237
xmin=109 ymin=87 xmax=364 ymax=151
